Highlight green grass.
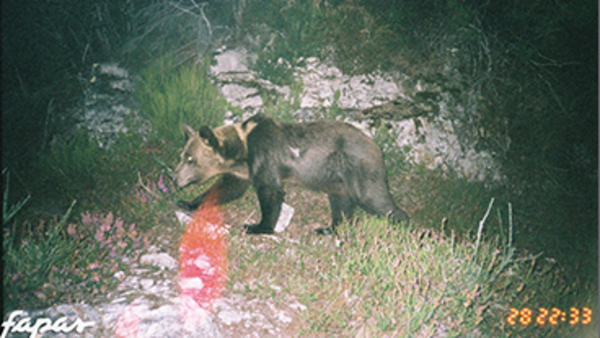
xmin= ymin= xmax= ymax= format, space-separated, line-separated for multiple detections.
xmin=225 ymin=206 xmax=594 ymax=337
xmin=135 ymin=55 xmax=228 ymax=144
xmin=3 ymin=53 xmax=230 ymax=312
xmin=240 ymin=0 xmax=412 ymax=83
xmin=36 ymin=130 xmax=107 ymax=189
xmin=243 ymin=0 xmax=326 ymax=86
xmin=4 ymin=107 xmax=596 ymax=337
xmin=29 ymin=127 xmax=174 ymax=213
xmin=23 ymin=53 xmax=230 ymax=213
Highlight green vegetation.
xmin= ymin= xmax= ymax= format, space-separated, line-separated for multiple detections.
xmin=3 ymin=54 xmax=229 ymax=312
xmin=2 ymin=0 xmax=595 ymax=337
xmin=135 ymin=56 xmax=228 ymax=144
xmin=3 ymin=182 xmax=148 ymax=313
xmin=244 ymin=0 xmax=326 ymax=85
xmin=4 ymin=88 xmax=596 ymax=336
xmin=36 ymin=130 xmax=107 ymax=190
xmin=226 ymin=196 xmax=593 ymax=337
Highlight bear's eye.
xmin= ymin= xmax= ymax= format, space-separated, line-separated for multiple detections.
xmin=186 ymin=155 xmax=194 ymax=164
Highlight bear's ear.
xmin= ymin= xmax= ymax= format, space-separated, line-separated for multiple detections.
xmin=181 ymin=124 xmax=197 ymax=141
xmin=199 ymin=126 xmax=220 ymax=150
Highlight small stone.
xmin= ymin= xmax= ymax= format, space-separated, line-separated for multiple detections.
xmin=175 ymin=211 xmax=192 ymax=226
xmin=288 ymin=302 xmax=307 ymax=312
xmin=140 ymin=253 xmax=178 ymax=270
xmin=114 ymin=271 xmax=126 ymax=281
xmin=276 ymin=311 xmax=292 ymax=324
xmin=218 ymin=309 xmax=243 ymax=325
xmin=140 ymin=279 xmax=154 ymax=290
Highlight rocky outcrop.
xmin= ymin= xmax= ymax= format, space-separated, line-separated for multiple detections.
xmin=211 ymin=47 xmax=504 ymax=183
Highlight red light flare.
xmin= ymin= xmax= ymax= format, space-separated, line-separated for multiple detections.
xmin=178 ymin=191 xmax=228 ymax=313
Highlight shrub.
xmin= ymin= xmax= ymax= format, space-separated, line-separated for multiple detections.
xmin=122 ymin=173 xmax=179 ymax=231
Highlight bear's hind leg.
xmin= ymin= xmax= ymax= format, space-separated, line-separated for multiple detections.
xmin=317 ymin=194 xmax=355 ymax=235
xmin=357 ymin=182 xmax=409 ymax=226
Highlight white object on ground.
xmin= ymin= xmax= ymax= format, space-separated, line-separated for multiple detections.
xmin=274 ymin=203 xmax=294 ymax=233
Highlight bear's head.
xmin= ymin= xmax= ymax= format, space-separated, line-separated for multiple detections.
xmin=173 ymin=124 xmax=228 ymax=188
xmin=173 ymin=124 xmax=250 ymax=188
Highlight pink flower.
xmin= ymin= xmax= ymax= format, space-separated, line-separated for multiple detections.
xmin=158 ymin=175 xmax=169 ymax=194
xmin=81 ymin=211 xmax=92 ymax=225
xmin=127 ymin=224 xmax=138 ymax=239
xmin=100 ymin=212 xmax=113 ymax=232
xmin=95 ymin=231 xmax=105 ymax=242
xmin=67 ymin=223 xmax=78 ymax=237
xmin=115 ymin=220 xmax=125 ymax=237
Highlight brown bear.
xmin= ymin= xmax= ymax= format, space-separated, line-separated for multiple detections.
xmin=173 ymin=113 xmax=409 ymax=234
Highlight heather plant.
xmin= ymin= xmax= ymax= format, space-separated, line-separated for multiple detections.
xmin=58 ymin=211 xmax=148 ymax=301
xmin=4 ymin=200 xmax=77 ymax=311
xmin=121 ymin=173 xmax=180 ymax=231
xmin=4 ymin=204 xmax=148 ymax=312
xmin=74 ymin=211 xmax=147 ymax=263
xmin=134 ymin=174 xmax=170 ymax=204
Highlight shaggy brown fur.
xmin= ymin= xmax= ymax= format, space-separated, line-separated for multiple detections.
xmin=174 ymin=114 xmax=409 ymax=234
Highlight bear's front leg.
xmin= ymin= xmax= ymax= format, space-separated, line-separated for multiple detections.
xmin=245 ymin=182 xmax=284 ymax=234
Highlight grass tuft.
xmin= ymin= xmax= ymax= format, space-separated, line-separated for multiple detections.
xmin=135 ymin=55 xmax=228 ymax=144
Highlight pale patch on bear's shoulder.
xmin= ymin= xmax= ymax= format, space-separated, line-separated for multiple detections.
xmin=290 ymin=147 xmax=301 ymax=158
xmin=233 ymin=121 xmax=258 ymax=150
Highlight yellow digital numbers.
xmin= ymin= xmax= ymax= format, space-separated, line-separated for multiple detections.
xmin=507 ymin=307 xmax=593 ymax=327
xmin=519 ymin=307 xmax=533 ymax=325
xmin=536 ymin=307 xmax=548 ymax=325
xmin=506 ymin=308 xmax=519 ymax=326
xmin=582 ymin=307 xmax=593 ymax=325
xmin=569 ymin=307 xmax=580 ymax=325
